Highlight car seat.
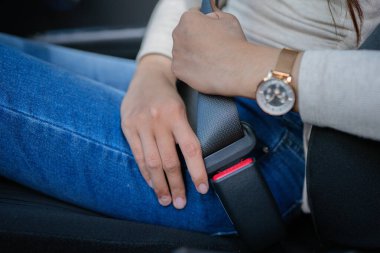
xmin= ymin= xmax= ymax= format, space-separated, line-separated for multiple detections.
xmin=0 ymin=1 xmax=379 ymax=252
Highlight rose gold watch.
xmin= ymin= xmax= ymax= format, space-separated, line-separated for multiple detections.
xmin=256 ymin=48 xmax=299 ymax=116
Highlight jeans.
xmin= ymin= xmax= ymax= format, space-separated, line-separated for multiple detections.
xmin=0 ymin=33 xmax=305 ymax=234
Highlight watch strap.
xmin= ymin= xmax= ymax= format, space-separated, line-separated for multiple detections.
xmin=274 ymin=48 xmax=299 ymax=77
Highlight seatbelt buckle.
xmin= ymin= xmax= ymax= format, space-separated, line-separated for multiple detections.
xmin=204 ymin=122 xmax=256 ymax=176
xmin=204 ymin=122 xmax=286 ymax=251
xmin=211 ymin=158 xmax=285 ymax=251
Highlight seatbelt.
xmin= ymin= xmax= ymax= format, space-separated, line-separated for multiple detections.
xmin=177 ymin=0 xmax=285 ymax=251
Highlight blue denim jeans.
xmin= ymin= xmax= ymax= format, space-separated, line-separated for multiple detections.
xmin=0 ymin=33 xmax=305 ymax=235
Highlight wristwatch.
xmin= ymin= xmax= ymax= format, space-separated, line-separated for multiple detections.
xmin=256 ymin=48 xmax=299 ymax=116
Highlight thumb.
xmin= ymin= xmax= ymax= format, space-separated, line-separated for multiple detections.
xmin=206 ymin=12 xmax=220 ymax=19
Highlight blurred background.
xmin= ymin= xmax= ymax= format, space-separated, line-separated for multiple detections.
xmin=0 ymin=0 xmax=157 ymax=58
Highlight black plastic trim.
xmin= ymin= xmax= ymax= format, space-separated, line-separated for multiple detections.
xmin=204 ymin=122 xmax=256 ymax=176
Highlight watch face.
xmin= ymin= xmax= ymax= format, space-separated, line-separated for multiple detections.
xmin=256 ymin=78 xmax=295 ymax=116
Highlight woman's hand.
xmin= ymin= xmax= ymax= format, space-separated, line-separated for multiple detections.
xmin=120 ymin=55 xmax=209 ymax=210
xmin=172 ymin=9 xmax=282 ymax=99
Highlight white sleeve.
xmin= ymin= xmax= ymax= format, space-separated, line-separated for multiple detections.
xmin=136 ymin=0 xmax=201 ymax=61
xmin=298 ymin=50 xmax=380 ymax=141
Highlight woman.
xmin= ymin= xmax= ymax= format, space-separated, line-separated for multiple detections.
xmin=0 ymin=0 xmax=379 ymax=235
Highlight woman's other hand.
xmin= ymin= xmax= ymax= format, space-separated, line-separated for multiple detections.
xmin=172 ymin=9 xmax=247 ymax=96
xmin=120 ymin=55 xmax=209 ymax=210
xmin=172 ymin=9 xmax=282 ymax=99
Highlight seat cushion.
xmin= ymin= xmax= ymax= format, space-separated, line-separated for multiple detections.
xmin=1 ymin=176 xmax=369 ymax=253
xmin=0 ymin=176 xmax=243 ymax=253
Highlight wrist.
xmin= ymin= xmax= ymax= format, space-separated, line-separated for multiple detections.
xmin=238 ymin=43 xmax=281 ymax=99
xmin=238 ymin=43 xmax=303 ymax=113
xmin=137 ymin=54 xmax=177 ymax=86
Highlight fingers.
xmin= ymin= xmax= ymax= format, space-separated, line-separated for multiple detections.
xmin=139 ymin=127 xmax=188 ymax=209
xmin=124 ymin=118 xmax=208 ymax=209
xmin=173 ymin=120 xmax=209 ymax=195
xmin=209 ymin=0 xmax=218 ymax=11
xmin=123 ymin=120 xmax=185 ymax=209
xmin=156 ymin=130 xmax=186 ymax=209
xmin=188 ymin=0 xmax=221 ymax=15
xmin=187 ymin=3 xmax=225 ymax=19
xmin=207 ymin=0 xmax=222 ymax=14
xmin=139 ymin=128 xmax=172 ymax=207
xmin=121 ymin=92 xmax=207 ymax=209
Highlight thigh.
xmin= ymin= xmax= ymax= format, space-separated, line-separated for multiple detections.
xmin=0 ymin=44 xmax=233 ymax=234
xmin=0 ymin=32 xmax=136 ymax=91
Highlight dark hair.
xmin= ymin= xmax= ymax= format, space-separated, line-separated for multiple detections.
xmin=328 ymin=0 xmax=363 ymax=45
xmin=347 ymin=0 xmax=363 ymax=44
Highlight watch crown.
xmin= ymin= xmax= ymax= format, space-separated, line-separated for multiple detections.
xmin=263 ymin=71 xmax=273 ymax=81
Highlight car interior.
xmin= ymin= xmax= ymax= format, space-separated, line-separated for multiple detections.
xmin=0 ymin=0 xmax=379 ymax=252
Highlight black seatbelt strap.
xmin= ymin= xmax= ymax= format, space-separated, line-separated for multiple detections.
xmin=177 ymin=0 xmax=286 ymax=250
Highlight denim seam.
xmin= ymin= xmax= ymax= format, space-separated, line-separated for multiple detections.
xmin=280 ymin=134 xmax=305 ymax=163
xmin=0 ymin=103 xmax=134 ymax=159
xmin=269 ymin=129 xmax=289 ymax=154
xmin=286 ymin=145 xmax=305 ymax=164
xmin=264 ymin=130 xmax=304 ymax=163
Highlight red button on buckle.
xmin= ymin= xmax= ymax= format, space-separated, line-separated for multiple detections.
xmin=212 ymin=158 xmax=254 ymax=181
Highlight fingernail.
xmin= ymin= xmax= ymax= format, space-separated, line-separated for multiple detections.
xmin=148 ymin=180 xmax=153 ymax=188
xmin=174 ymin=197 xmax=186 ymax=209
xmin=198 ymin=183 xmax=209 ymax=194
xmin=159 ymin=196 xmax=171 ymax=206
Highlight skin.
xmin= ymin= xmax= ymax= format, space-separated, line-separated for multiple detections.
xmin=121 ymin=55 xmax=208 ymax=209
xmin=172 ymin=8 xmax=303 ymax=108
xmin=120 ymin=7 xmax=303 ymax=209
